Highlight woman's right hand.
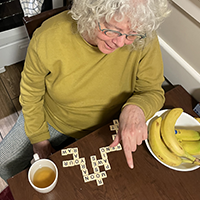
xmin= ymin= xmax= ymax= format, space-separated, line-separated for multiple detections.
xmin=32 ymin=140 xmax=55 ymax=159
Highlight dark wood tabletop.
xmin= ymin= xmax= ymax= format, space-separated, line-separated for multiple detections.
xmin=8 ymin=85 xmax=200 ymax=200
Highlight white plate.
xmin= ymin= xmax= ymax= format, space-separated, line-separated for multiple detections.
xmin=145 ymin=109 xmax=200 ymax=171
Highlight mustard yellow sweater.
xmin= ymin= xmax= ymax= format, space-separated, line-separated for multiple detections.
xmin=20 ymin=11 xmax=165 ymax=144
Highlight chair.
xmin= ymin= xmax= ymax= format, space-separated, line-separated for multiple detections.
xmin=23 ymin=3 xmax=72 ymax=39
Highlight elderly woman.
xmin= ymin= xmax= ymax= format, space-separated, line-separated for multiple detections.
xmin=0 ymin=0 xmax=170 ymax=182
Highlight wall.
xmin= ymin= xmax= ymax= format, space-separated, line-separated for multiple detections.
xmin=158 ymin=1 xmax=200 ymax=101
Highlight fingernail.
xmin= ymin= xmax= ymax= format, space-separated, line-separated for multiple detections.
xmin=130 ymin=163 xmax=134 ymax=169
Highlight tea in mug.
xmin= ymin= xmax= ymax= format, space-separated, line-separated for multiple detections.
xmin=33 ymin=167 xmax=56 ymax=188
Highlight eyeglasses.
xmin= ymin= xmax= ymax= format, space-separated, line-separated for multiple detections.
xmin=98 ymin=22 xmax=146 ymax=41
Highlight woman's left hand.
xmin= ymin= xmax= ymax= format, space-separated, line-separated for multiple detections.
xmin=110 ymin=104 xmax=147 ymax=169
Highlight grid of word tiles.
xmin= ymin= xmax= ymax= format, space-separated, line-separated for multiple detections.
xmin=61 ymin=119 xmax=121 ymax=186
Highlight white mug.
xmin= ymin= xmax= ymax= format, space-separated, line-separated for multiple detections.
xmin=28 ymin=153 xmax=58 ymax=193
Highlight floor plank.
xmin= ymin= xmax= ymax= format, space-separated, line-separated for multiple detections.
xmin=12 ymin=98 xmax=22 ymax=115
xmin=16 ymin=61 xmax=24 ymax=73
xmin=0 ymin=79 xmax=17 ymax=119
xmin=0 ymin=64 xmax=22 ymax=100
xmin=0 ymin=79 xmax=18 ymax=141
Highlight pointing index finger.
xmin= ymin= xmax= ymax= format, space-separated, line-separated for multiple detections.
xmin=123 ymin=142 xmax=134 ymax=169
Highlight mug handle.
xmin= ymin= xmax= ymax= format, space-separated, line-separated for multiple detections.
xmin=30 ymin=153 xmax=40 ymax=164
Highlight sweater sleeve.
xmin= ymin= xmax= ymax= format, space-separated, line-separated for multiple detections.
xmin=123 ymin=35 xmax=165 ymax=120
xmin=19 ymin=35 xmax=50 ymax=144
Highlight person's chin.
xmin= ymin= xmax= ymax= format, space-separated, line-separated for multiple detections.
xmin=99 ymin=44 xmax=116 ymax=54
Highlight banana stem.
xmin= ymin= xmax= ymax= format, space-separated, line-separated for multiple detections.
xmin=185 ymin=152 xmax=197 ymax=162
xmin=182 ymin=158 xmax=200 ymax=165
xmin=182 ymin=159 xmax=193 ymax=164
xmin=193 ymin=158 xmax=200 ymax=165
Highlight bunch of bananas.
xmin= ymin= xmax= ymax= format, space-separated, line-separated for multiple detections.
xmin=148 ymin=108 xmax=200 ymax=167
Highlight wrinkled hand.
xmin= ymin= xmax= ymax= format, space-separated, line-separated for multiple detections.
xmin=33 ymin=140 xmax=56 ymax=159
xmin=110 ymin=104 xmax=147 ymax=169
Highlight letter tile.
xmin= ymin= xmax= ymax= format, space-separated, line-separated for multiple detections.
xmin=93 ymin=166 xmax=100 ymax=173
xmin=113 ymin=119 xmax=119 ymax=125
xmin=74 ymin=159 xmax=80 ymax=165
xmin=73 ymin=153 xmax=79 ymax=160
xmin=95 ymin=173 xmax=101 ymax=180
xmin=67 ymin=148 xmax=73 ymax=154
xmin=62 ymin=161 xmax=69 ymax=167
xmin=100 ymin=171 xmax=107 ymax=178
xmin=89 ymin=174 xmax=95 ymax=181
xmin=101 ymin=152 xmax=107 ymax=159
xmin=90 ymin=155 xmax=97 ymax=162
xmin=97 ymin=159 xmax=104 ymax=166
xmin=83 ymin=175 xmax=90 ymax=183
xmin=105 ymin=146 xmax=111 ymax=153
xmin=79 ymin=158 xmax=86 ymax=165
xmin=110 ymin=125 xmax=116 ymax=131
xmin=103 ymin=159 xmax=109 ymax=165
xmin=99 ymin=147 xmax=106 ymax=154
xmin=104 ymin=163 xmax=111 ymax=171
xmin=112 ymin=134 xmax=116 ymax=140
xmin=73 ymin=147 xmax=78 ymax=154
xmin=61 ymin=149 xmax=68 ymax=156
xmin=92 ymin=161 xmax=97 ymax=168
xmin=116 ymin=143 xmax=122 ymax=150
xmin=80 ymin=164 xmax=87 ymax=170
xmin=110 ymin=146 xmax=116 ymax=152
xmin=82 ymin=169 xmax=89 ymax=176
xmin=68 ymin=160 xmax=74 ymax=167
xmin=96 ymin=179 xmax=104 ymax=186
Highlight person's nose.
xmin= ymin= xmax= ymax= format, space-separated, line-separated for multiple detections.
xmin=112 ymin=35 xmax=126 ymax=47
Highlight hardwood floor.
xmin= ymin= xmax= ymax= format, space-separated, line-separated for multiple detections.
xmin=0 ymin=61 xmax=24 ymax=193
xmin=0 ymin=61 xmax=24 ymax=142
xmin=0 ymin=61 xmax=24 ymax=192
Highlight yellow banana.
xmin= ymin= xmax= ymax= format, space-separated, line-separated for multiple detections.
xmin=195 ymin=118 xmax=200 ymax=123
xmin=160 ymin=108 xmax=200 ymax=163
xmin=180 ymin=140 xmax=200 ymax=155
xmin=175 ymin=129 xmax=200 ymax=141
xmin=149 ymin=117 xmax=183 ymax=166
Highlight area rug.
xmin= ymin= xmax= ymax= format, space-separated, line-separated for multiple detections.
xmin=0 ymin=187 xmax=14 ymax=200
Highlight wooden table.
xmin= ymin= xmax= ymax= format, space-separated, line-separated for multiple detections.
xmin=8 ymin=85 xmax=200 ymax=200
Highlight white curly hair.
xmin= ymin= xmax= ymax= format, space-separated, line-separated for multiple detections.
xmin=69 ymin=0 xmax=171 ymax=50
